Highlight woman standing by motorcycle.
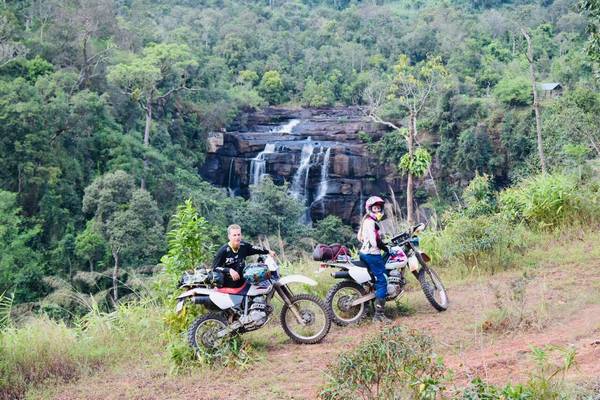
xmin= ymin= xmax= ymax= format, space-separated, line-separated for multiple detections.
xmin=357 ymin=196 xmax=391 ymax=323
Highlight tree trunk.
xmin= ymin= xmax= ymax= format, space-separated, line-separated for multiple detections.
xmin=112 ymin=249 xmax=119 ymax=303
xmin=141 ymin=98 xmax=152 ymax=189
xmin=523 ymin=29 xmax=547 ymax=174
xmin=89 ymin=259 xmax=94 ymax=272
xmin=406 ymin=112 xmax=415 ymax=225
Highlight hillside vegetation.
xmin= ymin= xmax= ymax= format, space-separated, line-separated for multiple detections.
xmin=1 ymin=0 xmax=600 ymax=398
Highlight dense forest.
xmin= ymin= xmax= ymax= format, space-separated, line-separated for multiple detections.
xmin=1 ymin=0 xmax=599 ymax=308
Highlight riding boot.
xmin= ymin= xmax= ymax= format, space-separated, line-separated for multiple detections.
xmin=372 ymin=298 xmax=391 ymax=324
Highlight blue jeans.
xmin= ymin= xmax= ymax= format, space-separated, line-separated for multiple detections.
xmin=359 ymin=252 xmax=387 ymax=300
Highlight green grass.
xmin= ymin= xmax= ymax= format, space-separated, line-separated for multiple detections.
xmin=0 ymin=301 xmax=166 ymax=400
xmin=4 ymin=223 xmax=600 ymax=399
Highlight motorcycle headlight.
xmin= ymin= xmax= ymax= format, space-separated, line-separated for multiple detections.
xmin=410 ymin=237 xmax=420 ymax=247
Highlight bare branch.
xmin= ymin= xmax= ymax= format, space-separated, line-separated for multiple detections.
xmin=366 ymin=112 xmax=403 ymax=132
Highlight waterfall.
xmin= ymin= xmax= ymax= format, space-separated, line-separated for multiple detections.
xmin=290 ymin=139 xmax=314 ymax=203
xmin=315 ymin=147 xmax=331 ymax=202
xmin=250 ymin=143 xmax=276 ymax=186
xmin=271 ymin=119 xmax=300 ymax=134
xmin=227 ymin=159 xmax=235 ymax=197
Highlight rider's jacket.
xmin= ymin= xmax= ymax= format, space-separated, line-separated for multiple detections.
xmin=211 ymin=241 xmax=269 ymax=288
xmin=359 ymin=217 xmax=386 ymax=255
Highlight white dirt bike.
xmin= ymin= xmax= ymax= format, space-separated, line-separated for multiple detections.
xmin=176 ymin=256 xmax=331 ymax=350
xmin=322 ymin=223 xmax=449 ymax=325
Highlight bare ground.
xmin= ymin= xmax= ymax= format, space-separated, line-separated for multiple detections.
xmin=33 ymin=255 xmax=600 ymax=400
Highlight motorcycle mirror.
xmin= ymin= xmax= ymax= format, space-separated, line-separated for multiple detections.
xmin=413 ymin=223 xmax=426 ymax=234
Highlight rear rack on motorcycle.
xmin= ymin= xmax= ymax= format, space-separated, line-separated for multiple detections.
xmin=320 ymin=261 xmax=352 ymax=269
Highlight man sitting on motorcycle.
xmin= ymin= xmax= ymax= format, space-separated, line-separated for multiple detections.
xmin=357 ymin=196 xmax=391 ymax=323
xmin=212 ymin=224 xmax=276 ymax=288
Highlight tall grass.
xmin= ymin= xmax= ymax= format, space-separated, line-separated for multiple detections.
xmin=420 ymin=171 xmax=600 ymax=277
xmin=499 ymin=173 xmax=600 ymax=229
xmin=0 ymin=299 xmax=166 ymax=400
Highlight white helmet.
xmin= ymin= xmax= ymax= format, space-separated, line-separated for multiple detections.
xmin=365 ymin=196 xmax=385 ymax=220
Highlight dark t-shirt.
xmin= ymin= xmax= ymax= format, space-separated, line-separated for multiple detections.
xmin=211 ymin=241 xmax=269 ymax=287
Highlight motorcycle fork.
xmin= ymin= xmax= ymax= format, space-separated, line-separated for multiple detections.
xmin=274 ymin=284 xmax=306 ymax=326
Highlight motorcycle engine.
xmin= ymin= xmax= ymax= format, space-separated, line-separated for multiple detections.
xmin=240 ymin=296 xmax=270 ymax=327
xmin=386 ymin=270 xmax=405 ymax=300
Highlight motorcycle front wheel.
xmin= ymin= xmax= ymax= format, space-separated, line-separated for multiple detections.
xmin=417 ymin=266 xmax=449 ymax=312
xmin=280 ymin=294 xmax=331 ymax=344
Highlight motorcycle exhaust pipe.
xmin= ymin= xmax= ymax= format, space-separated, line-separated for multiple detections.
xmin=331 ymin=271 xmax=350 ymax=279
xmin=191 ymin=295 xmax=212 ymax=305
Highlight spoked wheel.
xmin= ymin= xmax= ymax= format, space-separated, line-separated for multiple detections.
xmin=188 ymin=313 xmax=228 ymax=351
xmin=325 ymin=281 xmax=368 ymax=326
xmin=417 ymin=266 xmax=449 ymax=312
xmin=280 ymin=294 xmax=331 ymax=344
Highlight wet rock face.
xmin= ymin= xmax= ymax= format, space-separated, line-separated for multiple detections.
xmin=199 ymin=107 xmax=405 ymax=225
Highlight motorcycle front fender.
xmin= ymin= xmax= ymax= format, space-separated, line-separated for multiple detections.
xmin=175 ymin=299 xmax=185 ymax=314
xmin=277 ymin=274 xmax=317 ymax=287
xmin=408 ymin=254 xmax=421 ymax=272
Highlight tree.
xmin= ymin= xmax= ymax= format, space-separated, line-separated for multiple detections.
xmin=75 ymin=220 xmax=107 ymax=272
xmin=241 ymin=178 xmax=306 ymax=255
xmin=0 ymin=15 xmax=28 ymax=68
xmin=365 ymin=55 xmax=447 ymax=224
xmin=82 ymin=170 xmax=164 ymax=302
xmin=522 ymin=28 xmax=547 ymax=174
xmin=312 ymin=215 xmax=355 ymax=246
xmin=493 ymin=76 xmax=532 ymax=106
xmin=581 ymin=0 xmax=600 ymax=73
xmin=160 ymin=199 xmax=218 ymax=280
xmin=0 ymin=190 xmax=44 ymax=303
xmin=258 ymin=70 xmax=285 ymax=105
xmin=107 ymin=43 xmax=198 ymax=189
xmin=302 ymin=78 xmax=335 ymax=107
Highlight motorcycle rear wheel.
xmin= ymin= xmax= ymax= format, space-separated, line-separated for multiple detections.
xmin=188 ymin=313 xmax=228 ymax=351
xmin=325 ymin=280 xmax=368 ymax=326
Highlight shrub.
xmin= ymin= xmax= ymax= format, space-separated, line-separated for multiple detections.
xmin=319 ymin=326 xmax=448 ymax=400
xmin=462 ymin=173 xmax=497 ymax=218
xmin=312 ymin=215 xmax=356 ymax=246
xmin=499 ymin=173 xmax=600 ymax=228
xmin=481 ymin=274 xmax=547 ymax=333
xmin=458 ymin=345 xmax=577 ymax=400
xmin=429 ymin=213 xmax=530 ymax=274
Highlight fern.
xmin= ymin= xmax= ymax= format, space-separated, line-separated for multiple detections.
xmin=0 ymin=291 xmax=14 ymax=330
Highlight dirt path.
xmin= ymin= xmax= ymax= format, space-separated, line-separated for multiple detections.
xmin=39 ymin=259 xmax=600 ymax=400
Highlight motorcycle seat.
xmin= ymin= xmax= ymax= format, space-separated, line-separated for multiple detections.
xmin=216 ymin=282 xmax=249 ymax=295
xmin=351 ymin=259 xmax=369 ymax=268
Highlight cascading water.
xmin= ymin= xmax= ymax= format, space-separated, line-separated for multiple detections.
xmin=271 ymin=119 xmax=300 ymax=134
xmin=250 ymin=143 xmax=276 ymax=186
xmin=290 ymin=139 xmax=314 ymax=204
xmin=315 ymin=147 xmax=331 ymax=202
xmin=227 ymin=158 xmax=236 ymax=197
